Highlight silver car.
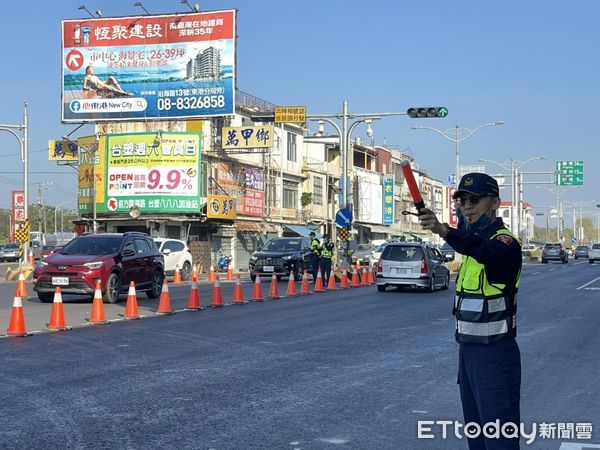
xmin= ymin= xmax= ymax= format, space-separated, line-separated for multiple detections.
xmin=376 ymin=242 xmax=450 ymax=292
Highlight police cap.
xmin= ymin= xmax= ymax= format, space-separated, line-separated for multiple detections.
xmin=453 ymin=172 xmax=500 ymax=199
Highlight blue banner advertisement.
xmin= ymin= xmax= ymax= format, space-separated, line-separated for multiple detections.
xmin=383 ymin=174 xmax=394 ymax=225
xmin=62 ymin=10 xmax=236 ymax=122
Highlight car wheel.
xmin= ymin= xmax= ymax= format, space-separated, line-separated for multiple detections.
xmin=441 ymin=272 xmax=450 ymax=290
xmin=295 ymin=262 xmax=304 ymax=281
xmin=427 ymin=275 xmax=436 ymax=292
xmin=590 ymin=260 xmax=594 ymax=264
xmin=38 ymin=292 xmax=54 ymax=303
xmin=105 ymin=273 xmax=121 ymax=304
xmin=541 ymin=259 xmax=547 ymax=264
xmin=250 ymin=273 xmax=256 ymax=282
xmin=376 ymin=284 xmax=386 ymax=292
xmin=181 ymin=261 xmax=192 ymax=281
xmin=146 ymin=271 xmax=163 ymax=298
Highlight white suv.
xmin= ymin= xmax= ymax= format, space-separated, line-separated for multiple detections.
xmin=154 ymin=238 xmax=193 ymax=280
xmin=589 ymin=243 xmax=600 ymax=264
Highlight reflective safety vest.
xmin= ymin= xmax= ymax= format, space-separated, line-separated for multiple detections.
xmin=321 ymin=244 xmax=333 ymax=259
xmin=311 ymin=238 xmax=321 ymax=255
xmin=454 ymin=229 xmax=521 ymax=344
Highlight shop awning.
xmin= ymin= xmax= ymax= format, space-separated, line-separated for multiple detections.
xmin=235 ymin=220 xmax=279 ymax=233
xmin=355 ymin=222 xmax=393 ymax=234
xmin=283 ymin=224 xmax=320 ymax=237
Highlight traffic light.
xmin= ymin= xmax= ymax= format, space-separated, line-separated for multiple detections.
xmin=249 ymin=111 xmax=276 ymax=123
xmin=407 ymin=107 xmax=448 ymax=118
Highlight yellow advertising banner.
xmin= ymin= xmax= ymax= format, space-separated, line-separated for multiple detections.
xmin=222 ymin=126 xmax=273 ymax=149
xmin=207 ymin=195 xmax=237 ymax=220
xmin=274 ymin=106 xmax=306 ymax=124
xmin=77 ymin=135 xmax=106 ymax=215
xmin=48 ymin=139 xmax=79 ymax=161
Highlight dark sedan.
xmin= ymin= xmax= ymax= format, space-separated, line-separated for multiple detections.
xmin=574 ymin=245 xmax=590 ymax=259
xmin=249 ymin=237 xmax=312 ymax=281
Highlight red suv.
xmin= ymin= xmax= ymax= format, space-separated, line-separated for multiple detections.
xmin=33 ymin=232 xmax=164 ymax=303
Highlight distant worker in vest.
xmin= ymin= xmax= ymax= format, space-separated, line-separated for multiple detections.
xmin=309 ymin=231 xmax=321 ymax=281
xmin=418 ymin=172 xmax=522 ymax=450
xmin=319 ymin=234 xmax=334 ymax=285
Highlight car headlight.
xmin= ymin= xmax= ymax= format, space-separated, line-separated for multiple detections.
xmin=282 ymin=255 xmax=294 ymax=261
xmin=250 ymin=255 xmax=258 ymax=261
xmin=84 ymin=261 xmax=105 ymax=270
xmin=36 ymin=260 xmax=48 ymax=270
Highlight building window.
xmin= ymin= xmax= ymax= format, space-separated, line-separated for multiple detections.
xmin=313 ymin=177 xmax=323 ymax=205
xmin=287 ymin=132 xmax=297 ymax=162
xmin=283 ymin=180 xmax=298 ymax=209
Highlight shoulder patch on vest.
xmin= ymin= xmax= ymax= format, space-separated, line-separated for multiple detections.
xmin=497 ymin=235 xmax=513 ymax=245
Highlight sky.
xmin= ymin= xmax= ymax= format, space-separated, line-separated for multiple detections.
xmin=1 ymin=0 xmax=599 ymax=226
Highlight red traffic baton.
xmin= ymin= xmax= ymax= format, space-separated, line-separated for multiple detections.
xmin=401 ymin=160 xmax=426 ymax=212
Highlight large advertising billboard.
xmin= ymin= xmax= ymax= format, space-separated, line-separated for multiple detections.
xmin=62 ymin=10 xmax=236 ymax=122
xmin=104 ymin=132 xmax=202 ymax=214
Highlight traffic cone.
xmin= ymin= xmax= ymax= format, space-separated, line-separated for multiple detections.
xmin=232 ymin=274 xmax=246 ymax=305
xmin=208 ymin=265 xmax=217 ymax=282
xmin=173 ymin=264 xmax=182 ymax=284
xmin=226 ymin=263 xmax=234 ymax=281
xmin=191 ymin=265 xmax=198 ymax=282
xmin=89 ymin=280 xmax=108 ymax=324
xmin=187 ymin=277 xmax=202 ymax=310
xmin=300 ymin=270 xmax=311 ymax=295
xmin=16 ymin=268 xmax=27 ymax=298
xmin=124 ymin=281 xmax=140 ymax=320
xmin=28 ymin=250 xmax=34 ymax=267
xmin=156 ymin=279 xmax=173 ymax=314
xmin=286 ymin=271 xmax=298 ymax=297
xmin=7 ymin=295 xmax=27 ymax=337
xmin=361 ymin=267 xmax=368 ymax=286
xmin=48 ymin=287 xmax=68 ymax=331
xmin=252 ymin=274 xmax=264 ymax=302
xmin=269 ymin=273 xmax=281 ymax=299
xmin=367 ymin=266 xmax=375 ymax=285
xmin=355 ymin=259 xmax=361 ymax=270
xmin=351 ymin=268 xmax=360 ymax=288
xmin=314 ymin=268 xmax=325 ymax=293
xmin=210 ymin=277 xmax=224 ymax=308
xmin=340 ymin=269 xmax=349 ymax=289
xmin=327 ymin=268 xmax=337 ymax=291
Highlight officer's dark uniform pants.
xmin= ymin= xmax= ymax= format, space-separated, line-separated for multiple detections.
xmin=458 ymin=339 xmax=521 ymax=450
xmin=310 ymin=254 xmax=320 ymax=280
xmin=320 ymin=258 xmax=332 ymax=285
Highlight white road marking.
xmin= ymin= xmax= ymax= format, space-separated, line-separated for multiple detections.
xmin=531 ymin=272 xmax=541 ymax=275
xmin=559 ymin=443 xmax=600 ymax=449
xmin=576 ymin=276 xmax=600 ymax=290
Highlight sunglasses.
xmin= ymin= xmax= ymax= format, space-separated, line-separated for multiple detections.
xmin=455 ymin=194 xmax=492 ymax=206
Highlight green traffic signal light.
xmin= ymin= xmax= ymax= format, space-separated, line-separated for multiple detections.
xmin=407 ymin=107 xmax=448 ymax=118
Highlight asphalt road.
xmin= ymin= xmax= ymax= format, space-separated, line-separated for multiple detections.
xmin=0 ymin=261 xmax=599 ymax=449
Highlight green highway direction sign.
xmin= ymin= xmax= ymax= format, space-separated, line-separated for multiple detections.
xmin=555 ymin=160 xmax=584 ymax=186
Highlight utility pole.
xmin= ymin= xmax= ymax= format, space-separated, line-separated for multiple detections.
xmin=36 ymin=182 xmax=51 ymax=234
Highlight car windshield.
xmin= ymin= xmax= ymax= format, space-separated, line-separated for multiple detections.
xmin=376 ymin=243 xmax=387 ymax=252
xmin=60 ymin=237 xmax=122 ymax=255
xmin=592 ymin=244 xmax=600 ymax=250
xmin=4 ymin=244 xmax=19 ymax=250
xmin=263 ymin=239 xmax=301 ymax=251
xmin=382 ymin=245 xmax=424 ymax=261
xmin=545 ymin=244 xmax=561 ymax=249
xmin=576 ymin=246 xmax=588 ymax=250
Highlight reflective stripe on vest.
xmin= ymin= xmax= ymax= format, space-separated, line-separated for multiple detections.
xmin=454 ymin=228 xmax=520 ymax=344
xmin=321 ymin=248 xmax=332 ymax=258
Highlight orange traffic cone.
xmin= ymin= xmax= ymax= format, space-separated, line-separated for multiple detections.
xmin=252 ymin=274 xmax=264 ymax=302
xmin=89 ymin=280 xmax=108 ymax=324
xmin=156 ymin=279 xmax=173 ymax=314
xmin=16 ymin=268 xmax=27 ymax=298
xmin=367 ymin=266 xmax=375 ymax=285
xmin=173 ymin=264 xmax=182 ymax=284
xmin=314 ymin=268 xmax=325 ymax=293
xmin=286 ymin=271 xmax=298 ymax=297
xmin=210 ymin=278 xmax=224 ymax=308
xmin=327 ymin=268 xmax=337 ymax=291
xmin=48 ymin=287 xmax=68 ymax=330
xmin=124 ymin=281 xmax=140 ymax=319
xmin=232 ymin=274 xmax=246 ymax=305
xmin=187 ymin=277 xmax=202 ymax=310
xmin=340 ymin=269 xmax=349 ymax=289
xmin=28 ymin=250 xmax=34 ymax=267
xmin=191 ymin=265 xmax=198 ymax=282
xmin=208 ymin=265 xmax=217 ymax=282
xmin=269 ymin=273 xmax=281 ymax=299
xmin=355 ymin=259 xmax=361 ymax=270
xmin=361 ymin=267 xmax=368 ymax=286
xmin=226 ymin=263 xmax=234 ymax=281
xmin=351 ymin=268 xmax=360 ymax=288
xmin=7 ymin=295 xmax=27 ymax=337
xmin=300 ymin=270 xmax=311 ymax=295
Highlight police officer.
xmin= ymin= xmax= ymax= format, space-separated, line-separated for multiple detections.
xmin=418 ymin=173 xmax=522 ymax=450
xmin=320 ymin=234 xmax=334 ymax=285
xmin=309 ymin=231 xmax=321 ymax=280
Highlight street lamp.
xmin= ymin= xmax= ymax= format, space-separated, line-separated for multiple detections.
xmin=479 ymin=156 xmax=545 ymax=240
xmin=412 ymin=121 xmax=504 ymax=185
xmin=1 ymin=101 xmax=29 ymax=266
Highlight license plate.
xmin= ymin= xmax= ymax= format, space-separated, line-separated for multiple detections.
xmin=263 ymin=265 xmax=274 ymax=272
xmin=394 ymin=268 xmax=408 ymax=275
xmin=52 ymin=277 xmax=69 ymax=286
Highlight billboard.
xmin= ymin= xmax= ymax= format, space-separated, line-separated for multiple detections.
xmin=103 ymin=132 xmax=202 ymax=214
xmin=207 ymin=195 xmax=236 ymax=220
xmin=222 ymin=126 xmax=273 ymax=149
xmin=382 ymin=175 xmax=394 ymax=225
xmin=49 ymin=139 xmax=80 ymax=161
xmin=77 ymin=135 xmax=105 ymax=215
xmin=62 ymin=10 xmax=236 ymax=122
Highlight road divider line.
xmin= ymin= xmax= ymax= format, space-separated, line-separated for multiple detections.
xmin=576 ymin=276 xmax=600 ymax=290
